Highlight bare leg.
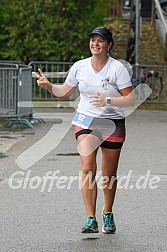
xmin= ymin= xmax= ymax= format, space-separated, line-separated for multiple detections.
xmin=77 ymin=134 xmax=99 ymax=218
xmin=101 ymin=147 xmax=122 ymax=213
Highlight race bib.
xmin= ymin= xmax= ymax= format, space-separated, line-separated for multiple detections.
xmin=72 ymin=112 xmax=93 ymax=129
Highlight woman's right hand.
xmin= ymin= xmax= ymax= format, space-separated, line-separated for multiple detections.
xmin=33 ymin=68 xmax=76 ymax=98
xmin=35 ymin=68 xmax=52 ymax=90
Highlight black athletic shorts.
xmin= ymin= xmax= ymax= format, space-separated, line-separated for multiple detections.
xmin=74 ymin=117 xmax=125 ymax=149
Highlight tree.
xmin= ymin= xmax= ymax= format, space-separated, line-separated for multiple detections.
xmin=0 ymin=0 xmax=109 ymax=63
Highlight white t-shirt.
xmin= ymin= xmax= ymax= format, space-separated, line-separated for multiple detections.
xmin=65 ymin=57 xmax=132 ymax=119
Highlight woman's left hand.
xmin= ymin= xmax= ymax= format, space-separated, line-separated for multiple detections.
xmin=89 ymin=91 xmax=106 ymax=107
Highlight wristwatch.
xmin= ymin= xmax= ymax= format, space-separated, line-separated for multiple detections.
xmin=106 ymin=97 xmax=112 ymax=106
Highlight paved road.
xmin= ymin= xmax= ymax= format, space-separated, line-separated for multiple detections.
xmin=0 ymin=109 xmax=167 ymax=252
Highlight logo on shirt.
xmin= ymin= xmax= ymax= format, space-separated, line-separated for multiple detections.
xmin=101 ymin=78 xmax=110 ymax=90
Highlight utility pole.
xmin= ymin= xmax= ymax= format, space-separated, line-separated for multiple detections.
xmin=135 ymin=0 xmax=141 ymax=80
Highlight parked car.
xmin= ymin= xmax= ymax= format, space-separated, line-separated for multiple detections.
xmin=123 ymin=0 xmax=167 ymax=18
xmin=123 ymin=0 xmax=152 ymax=18
xmin=159 ymin=0 xmax=167 ymax=18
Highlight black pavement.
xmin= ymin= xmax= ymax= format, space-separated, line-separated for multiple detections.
xmin=0 ymin=109 xmax=167 ymax=252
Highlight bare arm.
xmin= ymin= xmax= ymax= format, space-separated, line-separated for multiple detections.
xmin=90 ymin=86 xmax=135 ymax=107
xmin=36 ymin=68 xmax=76 ymax=99
xmin=110 ymin=86 xmax=135 ymax=106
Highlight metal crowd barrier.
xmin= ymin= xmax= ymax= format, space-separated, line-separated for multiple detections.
xmin=28 ymin=61 xmax=79 ymax=101
xmin=29 ymin=61 xmax=167 ymax=104
xmin=0 ymin=62 xmax=41 ymax=128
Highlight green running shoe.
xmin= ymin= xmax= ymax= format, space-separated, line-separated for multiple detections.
xmin=81 ymin=216 xmax=99 ymax=233
xmin=102 ymin=212 xmax=116 ymax=234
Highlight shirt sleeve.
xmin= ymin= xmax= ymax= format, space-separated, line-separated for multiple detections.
xmin=65 ymin=61 xmax=80 ymax=87
xmin=115 ymin=62 xmax=132 ymax=90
